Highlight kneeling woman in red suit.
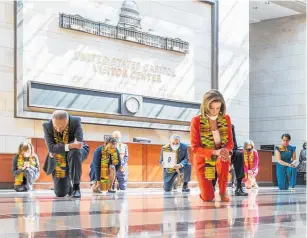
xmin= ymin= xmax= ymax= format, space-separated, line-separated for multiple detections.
xmin=190 ymin=90 xmax=234 ymax=202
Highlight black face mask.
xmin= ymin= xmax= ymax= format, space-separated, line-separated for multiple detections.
xmin=247 ymin=148 xmax=252 ymax=152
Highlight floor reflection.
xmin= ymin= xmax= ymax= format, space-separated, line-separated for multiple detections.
xmin=242 ymin=190 xmax=259 ymax=237
xmin=89 ymin=192 xmax=128 ymax=236
xmin=13 ymin=194 xmax=40 ymax=235
xmin=161 ymin=192 xmax=192 ymax=237
xmin=0 ymin=187 xmax=305 ymax=237
xmin=195 ymin=199 xmax=233 ymax=237
xmin=274 ymin=192 xmax=299 ymax=238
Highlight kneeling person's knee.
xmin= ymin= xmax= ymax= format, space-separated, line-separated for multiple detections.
xmin=55 ymin=190 xmax=68 ymax=197
xmin=68 ymin=149 xmax=81 ymax=157
xmin=14 ymin=186 xmax=27 ymax=192
xmin=163 ymin=183 xmax=172 ymax=192
xmin=68 ymin=149 xmax=82 ymax=163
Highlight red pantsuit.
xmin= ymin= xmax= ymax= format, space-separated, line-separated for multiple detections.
xmin=190 ymin=115 xmax=234 ymax=201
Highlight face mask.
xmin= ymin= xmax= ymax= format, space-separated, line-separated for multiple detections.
xmin=283 ymin=142 xmax=289 ymax=147
xmin=171 ymin=144 xmax=180 ymax=151
xmin=207 ymin=114 xmax=218 ymax=120
xmin=247 ymin=148 xmax=252 ymax=152
xmin=24 ymin=153 xmax=31 ymax=157
xmin=115 ymin=138 xmax=121 ymax=143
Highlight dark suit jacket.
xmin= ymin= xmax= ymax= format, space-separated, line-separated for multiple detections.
xmin=232 ymin=124 xmax=238 ymax=152
xmin=42 ymin=115 xmax=89 ymax=175
xmin=231 ymin=124 xmax=245 ymax=178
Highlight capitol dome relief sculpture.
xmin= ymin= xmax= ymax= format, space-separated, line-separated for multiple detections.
xmin=118 ymin=0 xmax=142 ymax=30
xmin=59 ymin=0 xmax=189 ymax=54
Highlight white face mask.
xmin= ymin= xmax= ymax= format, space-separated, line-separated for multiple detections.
xmin=24 ymin=153 xmax=31 ymax=157
xmin=171 ymin=144 xmax=180 ymax=151
xmin=207 ymin=114 xmax=218 ymax=120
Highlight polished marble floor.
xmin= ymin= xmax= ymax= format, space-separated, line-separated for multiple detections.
xmin=0 ymin=187 xmax=306 ymax=237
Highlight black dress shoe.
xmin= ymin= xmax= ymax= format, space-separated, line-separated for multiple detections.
xmin=235 ymin=188 xmax=248 ymax=196
xmin=72 ymin=190 xmax=81 ymax=198
xmin=107 ymin=190 xmax=116 ymax=193
xmin=68 ymin=186 xmax=73 ymax=197
xmin=15 ymin=186 xmax=28 ymax=192
xmin=182 ymin=183 xmax=190 ymax=193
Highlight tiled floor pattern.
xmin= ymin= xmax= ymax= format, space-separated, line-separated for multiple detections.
xmin=0 ymin=187 xmax=306 ymax=237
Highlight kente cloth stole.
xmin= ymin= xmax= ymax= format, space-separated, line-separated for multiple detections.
xmin=14 ymin=155 xmax=36 ymax=186
xmin=199 ymin=115 xmax=229 ymax=180
xmin=162 ymin=144 xmax=178 ymax=173
xmin=53 ymin=126 xmax=69 ymax=178
xmin=278 ymin=145 xmax=288 ymax=152
xmin=100 ymin=147 xmax=119 ymax=191
xmin=244 ymin=151 xmax=254 ymax=173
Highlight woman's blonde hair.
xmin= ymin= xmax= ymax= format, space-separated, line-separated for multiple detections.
xmin=18 ymin=142 xmax=34 ymax=156
xmin=243 ymin=140 xmax=255 ymax=150
xmin=200 ymin=89 xmax=226 ymax=117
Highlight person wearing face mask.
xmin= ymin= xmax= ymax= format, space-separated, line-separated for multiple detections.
xmin=242 ymin=140 xmax=259 ymax=189
xmin=12 ymin=142 xmax=40 ymax=192
xmin=112 ymin=131 xmax=129 ymax=190
xmin=159 ymin=134 xmax=191 ymax=192
xmin=42 ymin=110 xmax=90 ymax=198
xmin=89 ymin=137 xmax=121 ymax=193
xmin=275 ymin=133 xmax=297 ymax=190
xmin=190 ymin=90 xmax=234 ymax=202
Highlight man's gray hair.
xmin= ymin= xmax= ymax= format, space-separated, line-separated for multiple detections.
xmin=52 ymin=110 xmax=69 ymax=120
xmin=170 ymin=134 xmax=180 ymax=141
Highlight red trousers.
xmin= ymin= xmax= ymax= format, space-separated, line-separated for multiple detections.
xmin=195 ymin=157 xmax=230 ymax=201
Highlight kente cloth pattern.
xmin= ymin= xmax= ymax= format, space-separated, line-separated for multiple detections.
xmin=14 ymin=155 xmax=36 ymax=186
xmin=53 ymin=126 xmax=69 ymax=178
xmin=100 ymin=146 xmax=119 ymax=191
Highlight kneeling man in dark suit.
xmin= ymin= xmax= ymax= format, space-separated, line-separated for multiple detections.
xmin=43 ymin=110 xmax=89 ymax=198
